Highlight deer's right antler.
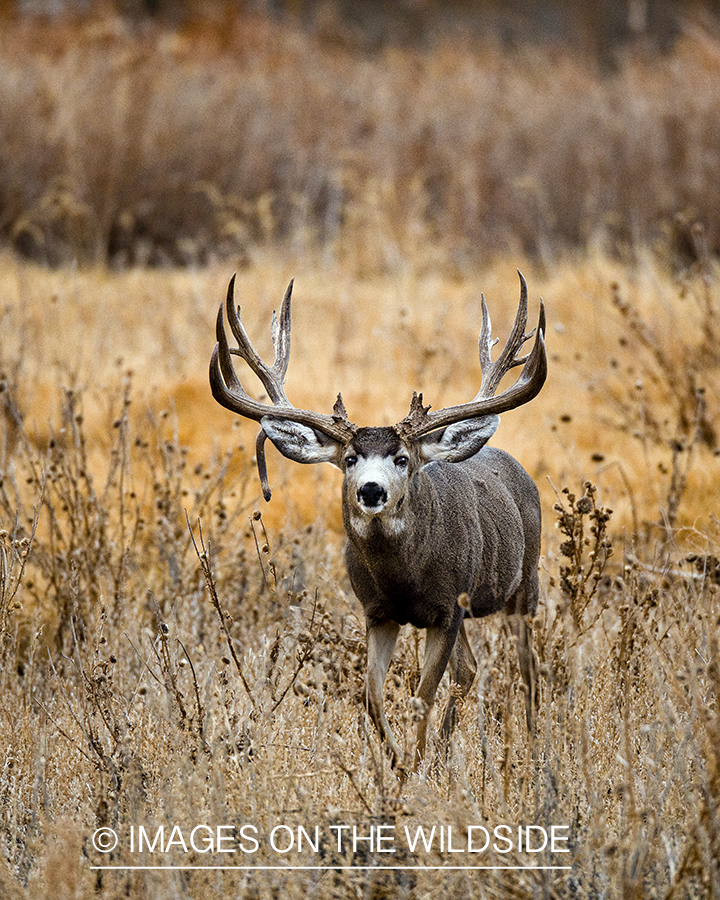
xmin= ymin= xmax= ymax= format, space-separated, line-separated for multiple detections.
xmin=210 ymin=276 xmax=356 ymax=498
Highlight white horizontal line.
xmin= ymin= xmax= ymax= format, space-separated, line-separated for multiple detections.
xmin=91 ymin=865 xmax=572 ymax=871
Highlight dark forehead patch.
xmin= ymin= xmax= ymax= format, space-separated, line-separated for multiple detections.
xmin=350 ymin=427 xmax=404 ymax=457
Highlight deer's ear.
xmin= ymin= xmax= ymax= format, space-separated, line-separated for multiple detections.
xmin=418 ymin=415 xmax=499 ymax=464
xmin=261 ymin=417 xmax=344 ymax=467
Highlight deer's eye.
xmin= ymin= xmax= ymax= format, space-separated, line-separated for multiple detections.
xmin=345 ymin=455 xmax=358 ymax=469
xmin=394 ymin=455 xmax=409 ymax=470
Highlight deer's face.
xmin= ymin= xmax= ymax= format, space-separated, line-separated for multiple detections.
xmin=341 ymin=428 xmax=416 ymax=526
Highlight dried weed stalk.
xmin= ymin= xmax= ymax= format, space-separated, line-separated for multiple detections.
xmin=609 ymin=257 xmax=719 ymax=539
xmin=0 ymin=508 xmax=38 ymax=643
xmin=187 ymin=512 xmax=255 ymax=707
xmin=552 ymin=481 xmax=614 ymax=631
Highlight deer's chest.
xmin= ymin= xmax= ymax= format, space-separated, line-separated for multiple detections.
xmin=344 ymin=527 xmax=477 ymax=629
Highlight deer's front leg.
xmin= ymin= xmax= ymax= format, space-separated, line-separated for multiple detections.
xmin=365 ymin=620 xmax=402 ymax=763
xmin=414 ymin=612 xmax=463 ymax=766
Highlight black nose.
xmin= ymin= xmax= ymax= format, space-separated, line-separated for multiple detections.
xmin=357 ymin=482 xmax=387 ymax=508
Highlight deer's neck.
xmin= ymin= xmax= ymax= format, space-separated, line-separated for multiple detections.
xmin=343 ymin=471 xmax=436 ymax=570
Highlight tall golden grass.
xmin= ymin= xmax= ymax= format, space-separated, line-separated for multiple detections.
xmin=1 ymin=244 xmax=719 ymax=898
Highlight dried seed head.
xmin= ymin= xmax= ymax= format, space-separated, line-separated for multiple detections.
xmin=409 ymin=697 xmax=428 ymax=722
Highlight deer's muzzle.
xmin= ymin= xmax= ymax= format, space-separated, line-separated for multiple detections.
xmin=357 ymin=482 xmax=388 ymax=509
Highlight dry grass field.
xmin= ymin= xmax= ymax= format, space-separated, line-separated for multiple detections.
xmin=1 ymin=248 xmax=719 ymax=899
xmin=1 ymin=7 xmax=719 ymax=899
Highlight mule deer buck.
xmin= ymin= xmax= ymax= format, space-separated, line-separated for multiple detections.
xmin=210 ymin=273 xmax=547 ymax=768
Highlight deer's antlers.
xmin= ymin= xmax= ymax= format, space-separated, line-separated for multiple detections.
xmin=210 ymin=276 xmax=355 ymax=497
xmin=210 ymin=272 xmax=546 ymax=495
xmin=395 ymin=271 xmax=546 ymax=439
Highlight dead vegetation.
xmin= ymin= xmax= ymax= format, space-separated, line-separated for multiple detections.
xmin=0 ymin=6 xmax=719 ymax=898
xmin=0 ymin=247 xmax=718 ymax=899
xmin=3 ymin=11 xmax=720 ymax=268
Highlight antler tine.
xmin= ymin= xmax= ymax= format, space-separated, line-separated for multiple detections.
xmin=270 ymin=279 xmax=293 ymax=385
xmin=210 ymin=305 xmax=268 ymax=419
xmin=210 ymin=276 xmax=356 ymax=441
xmin=476 ymin=271 xmax=533 ymax=400
xmin=225 ymin=275 xmax=289 ymax=405
xmin=477 ymin=293 xmax=499 ymax=384
xmin=396 ymin=271 xmax=546 ymax=439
